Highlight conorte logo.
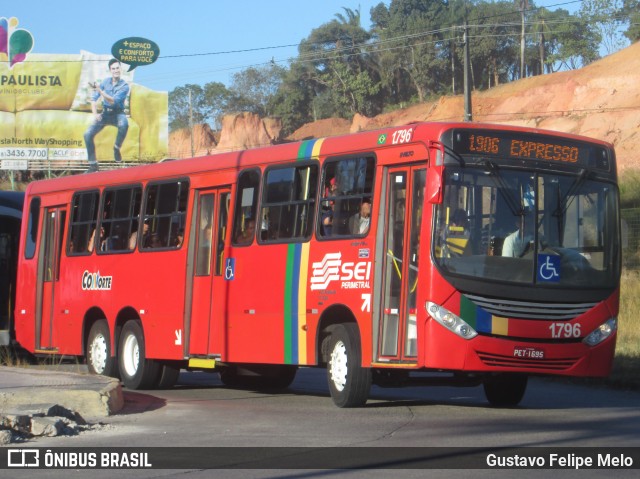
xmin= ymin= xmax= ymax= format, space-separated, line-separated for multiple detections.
xmin=7 ymin=449 xmax=39 ymax=467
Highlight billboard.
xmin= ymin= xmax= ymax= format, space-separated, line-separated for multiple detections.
xmin=0 ymin=19 xmax=168 ymax=169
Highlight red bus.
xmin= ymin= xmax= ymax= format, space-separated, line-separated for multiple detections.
xmin=13 ymin=122 xmax=620 ymax=407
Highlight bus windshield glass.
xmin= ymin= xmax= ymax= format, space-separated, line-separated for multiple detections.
xmin=433 ymin=167 xmax=619 ymax=288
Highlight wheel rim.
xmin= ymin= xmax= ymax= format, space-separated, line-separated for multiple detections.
xmin=89 ymin=333 xmax=108 ymax=374
xmin=122 ymin=333 xmax=140 ymax=378
xmin=330 ymin=340 xmax=348 ymax=392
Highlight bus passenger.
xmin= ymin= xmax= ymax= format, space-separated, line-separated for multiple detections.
xmin=174 ymin=229 xmax=185 ymax=247
xmin=87 ymin=227 xmax=104 ymax=253
xmin=502 ymin=213 xmax=533 ymax=258
xmin=321 ymin=177 xmax=337 ymax=236
xmin=236 ymin=220 xmax=255 ymax=243
xmin=149 ymin=234 xmax=163 ymax=248
xmin=349 ymin=199 xmax=371 ymax=235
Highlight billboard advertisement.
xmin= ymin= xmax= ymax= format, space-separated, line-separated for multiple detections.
xmin=0 ymin=18 xmax=167 ymax=171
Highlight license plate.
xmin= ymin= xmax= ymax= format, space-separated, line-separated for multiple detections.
xmin=513 ymin=347 xmax=545 ymax=359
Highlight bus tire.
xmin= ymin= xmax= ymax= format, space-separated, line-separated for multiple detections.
xmin=118 ymin=321 xmax=160 ymax=390
xmin=155 ymin=363 xmax=181 ymax=389
xmin=86 ymin=320 xmax=118 ymax=378
xmin=326 ymin=323 xmax=371 ymax=408
xmin=483 ymin=374 xmax=528 ymax=407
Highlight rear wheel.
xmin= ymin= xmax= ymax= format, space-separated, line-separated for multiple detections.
xmin=86 ymin=320 xmax=118 ymax=377
xmin=483 ymin=374 xmax=528 ymax=407
xmin=326 ymin=323 xmax=371 ymax=408
xmin=118 ymin=321 xmax=160 ymax=390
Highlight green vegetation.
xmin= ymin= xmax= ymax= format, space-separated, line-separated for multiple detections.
xmin=569 ymin=171 xmax=640 ymax=389
xmin=594 ymin=269 xmax=640 ymax=390
xmin=169 ymin=0 xmax=639 ymax=136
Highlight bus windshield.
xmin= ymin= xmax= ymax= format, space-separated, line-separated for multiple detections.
xmin=433 ymin=166 xmax=619 ymax=288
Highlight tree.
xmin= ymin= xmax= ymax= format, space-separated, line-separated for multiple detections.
xmin=546 ymin=8 xmax=601 ymax=70
xmin=269 ymin=62 xmax=315 ymax=136
xmin=203 ymin=82 xmax=232 ymax=130
xmin=468 ymin=1 xmax=519 ymax=88
xmin=381 ymin=0 xmax=449 ymax=102
xmin=168 ymin=84 xmax=209 ymax=132
xmin=530 ymin=8 xmax=553 ymax=75
xmin=297 ymin=7 xmax=379 ymax=118
xmin=580 ymin=0 xmax=629 ymax=55
xmin=227 ymin=63 xmax=287 ymax=117
xmin=622 ymin=0 xmax=640 ymax=41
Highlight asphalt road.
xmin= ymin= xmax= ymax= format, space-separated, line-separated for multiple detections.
xmin=14 ymin=367 xmax=640 ymax=479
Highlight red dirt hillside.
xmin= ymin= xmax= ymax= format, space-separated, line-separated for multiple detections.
xmin=170 ymin=41 xmax=640 ymax=171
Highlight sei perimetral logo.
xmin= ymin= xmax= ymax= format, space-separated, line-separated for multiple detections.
xmin=310 ymin=252 xmax=371 ymax=290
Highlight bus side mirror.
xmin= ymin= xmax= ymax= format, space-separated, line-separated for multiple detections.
xmin=427 ymin=166 xmax=443 ymax=204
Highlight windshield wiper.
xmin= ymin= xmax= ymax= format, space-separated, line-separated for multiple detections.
xmin=484 ymin=160 xmax=525 ymax=217
xmin=553 ymin=168 xmax=589 ymax=218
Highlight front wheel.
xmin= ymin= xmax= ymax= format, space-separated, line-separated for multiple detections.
xmin=483 ymin=374 xmax=528 ymax=407
xmin=326 ymin=323 xmax=371 ymax=408
xmin=118 ymin=321 xmax=160 ymax=390
xmin=86 ymin=320 xmax=118 ymax=377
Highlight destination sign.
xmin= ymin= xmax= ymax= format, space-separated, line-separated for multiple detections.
xmin=450 ymin=129 xmax=610 ymax=170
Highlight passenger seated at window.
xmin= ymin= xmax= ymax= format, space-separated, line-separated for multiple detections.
xmin=87 ymin=227 xmax=104 ymax=253
xmin=173 ymin=229 xmax=184 ymax=247
xmin=349 ymin=199 xmax=371 ymax=235
xmin=149 ymin=234 xmax=163 ymax=248
xmin=236 ymin=219 xmax=255 ymax=243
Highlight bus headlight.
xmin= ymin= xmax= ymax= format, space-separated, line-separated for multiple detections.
xmin=583 ymin=318 xmax=617 ymax=346
xmin=426 ymin=301 xmax=477 ymax=340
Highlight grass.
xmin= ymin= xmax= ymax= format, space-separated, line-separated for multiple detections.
xmin=608 ymin=269 xmax=640 ymax=389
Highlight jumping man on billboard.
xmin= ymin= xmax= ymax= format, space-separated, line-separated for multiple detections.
xmin=83 ymin=58 xmax=129 ymax=173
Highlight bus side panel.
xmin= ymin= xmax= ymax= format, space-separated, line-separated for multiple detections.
xmin=225 ymin=244 xmax=289 ymax=364
xmin=14 ymin=257 xmax=37 ymax=352
xmin=305 ymin=239 xmax=376 ymax=366
xmin=130 ymin=250 xmax=188 ymax=360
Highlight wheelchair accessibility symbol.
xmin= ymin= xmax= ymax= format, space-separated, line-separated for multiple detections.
xmin=225 ymin=258 xmax=235 ymax=280
xmin=537 ymin=254 xmax=560 ymax=283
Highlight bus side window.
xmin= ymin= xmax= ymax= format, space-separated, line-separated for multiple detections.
xmin=142 ymin=179 xmax=189 ymax=250
xmin=232 ymin=169 xmax=260 ymax=246
xmin=99 ymin=186 xmax=142 ymax=253
xmin=24 ymin=197 xmax=40 ymax=259
xmin=260 ymin=163 xmax=317 ymax=243
xmin=196 ymin=194 xmax=214 ymax=276
xmin=68 ymin=191 xmax=99 ymax=255
xmin=319 ymin=156 xmax=375 ymax=239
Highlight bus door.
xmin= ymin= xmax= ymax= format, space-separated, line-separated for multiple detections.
xmin=187 ymin=187 xmax=231 ymax=357
xmin=35 ymin=206 xmax=66 ymax=350
xmin=377 ymin=166 xmax=426 ymax=361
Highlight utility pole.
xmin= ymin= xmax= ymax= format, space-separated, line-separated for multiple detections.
xmin=463 ymin=22 xmax=472 ymax=122
xmin=188 ymin=89 xmax=195 ymax=157
xmin=520 ymin=0 xmax=529 ymax=79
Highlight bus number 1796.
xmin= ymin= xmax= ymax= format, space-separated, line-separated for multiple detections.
xmin=549 ymin=322 xmax=581 ymax=338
